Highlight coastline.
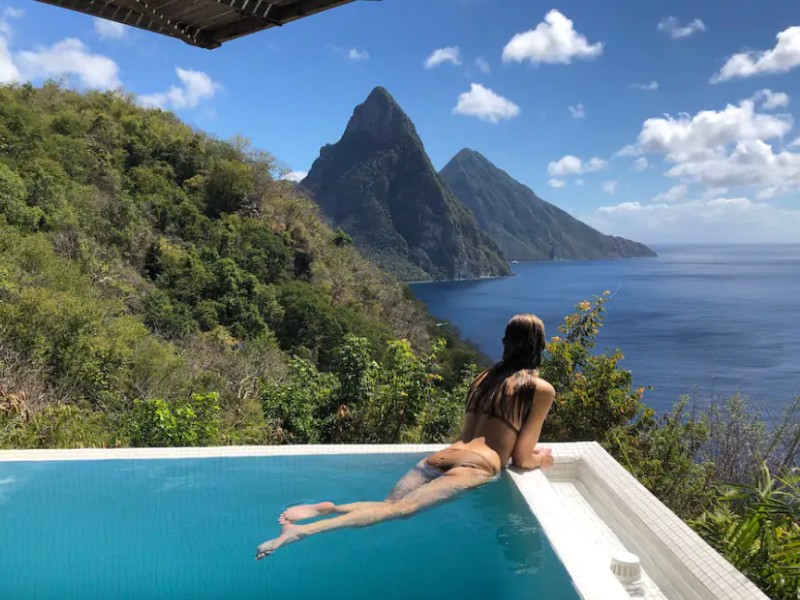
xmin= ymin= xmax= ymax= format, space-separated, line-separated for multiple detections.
xmin=405 ymin=254 xmax=659 ymax=286
xmin=404 ymin=272 xmax=516 ymax=286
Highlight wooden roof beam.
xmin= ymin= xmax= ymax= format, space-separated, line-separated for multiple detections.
xmin=38 ymin=0 xmax=218 ymax=48
xmin=203 ymin=0 xmax=356 ymax=46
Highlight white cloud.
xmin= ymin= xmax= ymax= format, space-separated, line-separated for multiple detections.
xmin=635 ymin=98 xmax=792 ymax=163
xmin=548 ymin=178 xmax=566 ymax=188
xmin=139 ymin=67 xmax=219 ymax=110
xmin=602 ymin=180 xmax=619 ymax=195
xmin=626 ymin=96 xmax=800 ymax=195
xmin=657 ymin=17 xmax=706 ymax=40
xmin=547 ymin=155 xmax=607 ymax=177
xmin=348 ymin=48 xmax=369 ymax=61
xmin=712 ymin=26 xmax=800 ymax=83
xmin=0 ymin=11 xmax=20 ymax=83
xmin=0 ymin=36 xmax=19 ymax=83
xmin=15 ymin=38 xmax=121 ymax=89
xmin=0 ymin=12 xmax=120 ymax=90
xmin=751 ymin=89 xmax=790 ymax=110
xmin=791 ymin=137 xmax=800 ymax=148
xmin=284 ymin=171 xmax=308 ymax=183
xmin=703 ymin=187 xmax=729 ymax=199
xmin=0 ymin=6 xmax=22 ymax=35
xmin=575 ymin=178 xmax=585 ymax=186
xmin=630 ymin=81 xmax=659 ymax=91
xmin=631 ymin=157 xmax=649 ymax=172
xmin=652 ymin=184 xmax=688 ymax=203
xmin=588 ymin=196 xmax=800 ymax=244
xmin=548 ymin=155 xmax=581 ymax=176
xmin=502 ymin=9 xmax=603 ymax=65
xmin=475 ymin=56 xmax=490 ymax=74
xmin=614 ymin=145 xmax=640 ymax=158
xmin=568 ymin=103 xmax=585 ymax=119
xmin=424 ymin=46 xmax=460 ymax=69
xmin=665 ymin=139 xmax=800 ymax=190
xmin=94 ymin=18 xmax=125 ymax=40
xmin=453 ymin=83 xmax=520 ymax=123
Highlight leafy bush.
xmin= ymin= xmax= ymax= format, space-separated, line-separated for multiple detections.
xmin=261 ymin=358 xmax=339 ymax=444
xmin=261 ymin=335 xmax=466 ymax=444
xmin=609 ymin=399 xmax=714 ymax=518
xmin=129 ymin=393 xmax=221 ymax=447
xmin=692 ymin=466 xmax=800 ymax=600
xmin=540 ymin=292 xmax=644 ymax=442
xmin=0 ymin=162 xmax=43 ymax=230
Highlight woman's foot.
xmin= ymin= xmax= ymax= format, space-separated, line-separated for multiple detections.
xmin=278 ymin=501 xmax=335 ymax=524
xmin=255 ymin=524 xmax=303 ymax=560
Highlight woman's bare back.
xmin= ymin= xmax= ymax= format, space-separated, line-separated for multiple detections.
xmin=459 ymin=374 xmax=555 ymax=468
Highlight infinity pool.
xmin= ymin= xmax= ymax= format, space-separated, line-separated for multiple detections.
xmin=0 ymin=452 xmax=580 ymax=600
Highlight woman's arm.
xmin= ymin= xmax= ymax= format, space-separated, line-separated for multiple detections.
xmin=511 ymin=381 xmax=555 ymax=470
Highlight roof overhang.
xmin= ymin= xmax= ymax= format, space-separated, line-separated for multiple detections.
xmin=34 ymin=0 xmax=361 ymax=49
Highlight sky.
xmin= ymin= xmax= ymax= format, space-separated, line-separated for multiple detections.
xmin=1 ymin=0 xmax=799 ymax=245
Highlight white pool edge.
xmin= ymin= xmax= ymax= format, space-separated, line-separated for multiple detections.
xmin=528 ymin=442 xmax=770 ymax=600
xmin=0 ymin=444 xmax=447 ymax=461
xmin=0 ymin=443 xmax=769 ymax=600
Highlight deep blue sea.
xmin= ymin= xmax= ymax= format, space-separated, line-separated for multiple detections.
xmin=411 ymin=245 xmax=800 ymax=415
xmin=0 ymin=455 xmax=579 ymax=600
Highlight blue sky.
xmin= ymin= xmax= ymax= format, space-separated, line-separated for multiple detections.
xmin=1 ymin=0 xmax=799 ymax=244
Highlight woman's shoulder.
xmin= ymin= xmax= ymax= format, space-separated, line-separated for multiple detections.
xmin=517 ymin=371 xmax=554 ymax=396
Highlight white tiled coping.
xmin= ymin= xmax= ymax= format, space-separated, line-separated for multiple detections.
xmin=0 ymin=443 xmax=769 ymax=600
xmin=511 ymin=442 xmax=770 ymax=600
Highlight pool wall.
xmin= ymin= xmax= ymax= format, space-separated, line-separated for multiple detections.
xmin=0 ymin=443 xmax=769 ymax=600
xmin=515 ymin=442 xmax=770 ymax=600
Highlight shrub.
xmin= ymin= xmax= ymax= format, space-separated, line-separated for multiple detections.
xmin=129 ymin=393 xmax=221 ymax=447
xmin=0 ymin=162 xmax=43 ymax=230
xmin=540 ymin=292 xmax=644 ymax=442
xmin=692 ymin=466 xmax=800 ymax=600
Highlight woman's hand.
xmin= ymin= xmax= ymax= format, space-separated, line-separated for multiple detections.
xmin=512 ymin=446 xmax=554 ymax=470
xmin=532 ymin=446 xmax=554 ymax=469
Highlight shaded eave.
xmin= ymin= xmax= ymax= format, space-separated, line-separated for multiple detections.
xmin=33 ymin=0 xmax=361 ymax=49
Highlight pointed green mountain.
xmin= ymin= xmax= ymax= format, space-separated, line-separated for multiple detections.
xmin=300 ymin=88 xmax=511 ymax=281
xmin=440 ymin=149 xmax=657 ymax=261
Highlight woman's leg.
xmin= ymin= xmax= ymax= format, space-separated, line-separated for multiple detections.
xmin=279 ymin=459 xmax=436 ymax=524
xmin=385 ymin=459 xmax=438 ymax=501
xmin=256 ymin=467 xmax=491 ymax=559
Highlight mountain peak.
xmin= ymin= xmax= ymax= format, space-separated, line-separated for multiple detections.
xmin=365 ymin=86 xmax=396 ymax=105
xmin=440 ymin=152 xmax=657 ymax=262
xmin=451 ymin=148 xmax=492 ymax=166
xmin=300 ymin=90 xmax=511 ymax=281
xmin=343 ymin=86 xmax=411 ymax=143
xmin=453 ymin=148 xmax=481 ymax=159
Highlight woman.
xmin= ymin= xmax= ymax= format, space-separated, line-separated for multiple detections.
xmin=256 ymin=314 xmax=556 ymax=560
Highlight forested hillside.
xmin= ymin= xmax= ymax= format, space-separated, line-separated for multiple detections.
xmin=0 ymin=82 xmax=480 ymax=446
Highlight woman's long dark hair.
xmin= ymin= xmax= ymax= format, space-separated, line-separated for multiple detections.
xmin=501 ymin=314 xmax=546 ymax=372
xmin=465 ymin=314 xmax=547 ymax=419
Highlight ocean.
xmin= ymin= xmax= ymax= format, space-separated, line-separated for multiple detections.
xmin=410 ymin=245 xmax=800 ymax=415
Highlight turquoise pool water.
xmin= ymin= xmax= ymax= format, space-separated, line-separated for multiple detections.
xmin=0 ymin=453 xmax=580 ymax=600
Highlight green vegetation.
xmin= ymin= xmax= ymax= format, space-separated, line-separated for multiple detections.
xmin=0 ymin=83 xmax=796 ymax=599
xmin=300 ymin=87 xmax=511 ymax=281
xmin=0 ymin=82 xmax=481 ymax=448
xmin=440 ymin=149 xmax=657 ymax=261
